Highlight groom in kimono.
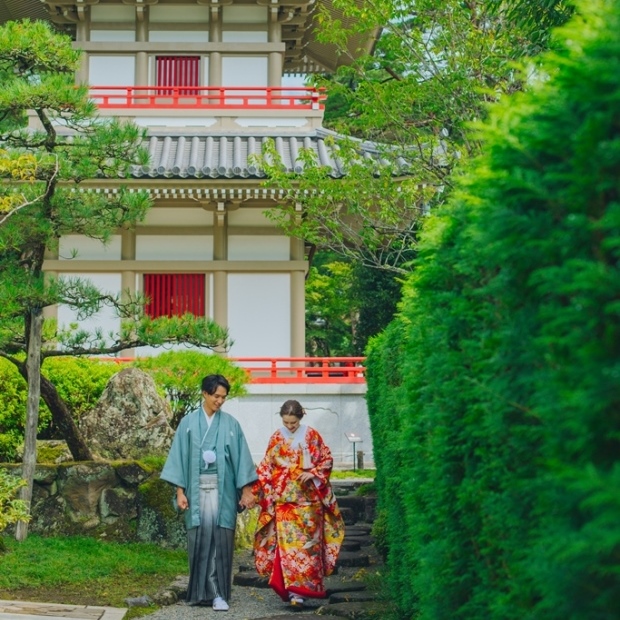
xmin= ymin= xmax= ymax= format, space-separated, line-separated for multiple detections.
xmin=161 ymin=374 xmax=257 ymax=611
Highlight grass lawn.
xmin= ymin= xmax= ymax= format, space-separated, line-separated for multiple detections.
xmin=0 ymin=535 xmax=187 ymax=618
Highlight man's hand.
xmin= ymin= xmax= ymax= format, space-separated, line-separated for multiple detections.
xmin=176 ymin=488 xmax=189 ymax=511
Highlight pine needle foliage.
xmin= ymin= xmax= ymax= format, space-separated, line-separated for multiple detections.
xmin=366 ymin=0 xmax=620 ymax=617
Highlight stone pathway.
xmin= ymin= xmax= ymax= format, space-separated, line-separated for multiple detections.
xmin=0 ymin=601 xmax=126 ymax=620
xmin=148 ymin=490 xmax=383 ymax=620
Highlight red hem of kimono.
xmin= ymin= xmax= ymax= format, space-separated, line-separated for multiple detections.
xmin=268 ymin=548 xmax=327 ymax=601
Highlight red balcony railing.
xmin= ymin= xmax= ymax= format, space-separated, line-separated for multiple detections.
xmin=97 ymin=356 xmax=366 ymax=384
xmin=89 ymin=86 xmax=326 ymax=110
xmin=231 ymin=357 xmax=366 ymax=384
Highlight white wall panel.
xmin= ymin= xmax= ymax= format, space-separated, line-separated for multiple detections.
xmin=150 ymin=5 xmax=209 ymax=24
xmin=228 ymin=236 xmax=288 ymax=260
xmin=222 ymin=56 xmax=268 ymax=87
xmin=149 ymin=31 xmax=209 ymax=43
xmin=57 ymin=274 xmax=121 ymax=347
xmin=222 ymin=6 xmax=267 ymax=24
xmin=228 ymin=273 xmax=290 ymax=357
xmin=228 ymin=209 xmax=272 ymax=226
xmin=136 ymin=236 xmax=213 ymax=260
xmin=222 ymin=31 xmax=268 ymax=43
xmin=142 ymin=208 xmax=212 ymax=226
xmin=89 ymin=56 xmax=135 ymax=86
xmin=90 ymin=30 xmax=136 ymax=42
xmin=91 ymin=5 xmax=134 ymax=23
xmin=59 ymin=235 xmax=121 ymax=260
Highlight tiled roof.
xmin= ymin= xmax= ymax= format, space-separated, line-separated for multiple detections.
xmin=134 ymin=129 xmax=388 ymax=180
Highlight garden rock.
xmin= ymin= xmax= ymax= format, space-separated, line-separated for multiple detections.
xmin=79 ymin=368 xmax=174 ymax=460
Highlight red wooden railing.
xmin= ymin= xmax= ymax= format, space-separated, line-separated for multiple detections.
xmin=89 ymin=86 xmax=326 ymax=110
xmin=98 ymin=356 xmax=365 ymax=384
xmin=230 ymin=357 xmax=366 ymax=384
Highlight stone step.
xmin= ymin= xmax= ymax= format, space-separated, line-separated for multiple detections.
xmin=345 ymin=524 xmax=372 ymax=537
xmin=339 ymin=506 xmax=357 ymax=525
xmin=341 ymin=539 xmax=361 ymax=552
xmin=324 ymin=577 xmax=366 ymax=597
xmin=316 ymin=600 xmax=386 ymax=618
xmin=343 ymin=535 xmax=373 ymax=548
xmin=335 ymin=550 xmax=370 ymax=568
xmin=329 ymin=590 xmax=377 ymax=604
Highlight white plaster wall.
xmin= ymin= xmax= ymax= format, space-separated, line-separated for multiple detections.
xmin=142 ymin=208 xmax=212 ymax=226
xmin=228 ymin=236 xmax=289 ymax=260
xmin=222 ymin=6 xmax=267 ymax=24
xmin=227 ymin=273 xmax=290 ymax=357
xmin=150 ymin=5 xmax=209 ymax=24
xmin=91 ymin=4 xmax=134 ymax=23
xmin=228 ymin=209 xmax=272 ymax=226
xmin=222 ymin=56 xmax=268 ymax=88
xmin=90 ymin=31 xmax=136 ymax=42
xmin=135 ymin=235 xmax=213 ymax=260
xmin=222 ymin=31 xmax=268 ymax=43
xmin=57 ymin=273 xmax=121 ymax=345
xmin=224 ymin=383 xmax=373 ymax=469
xmin=89 ymin=56 xmax=135 ymax=86
xmin=59 ymin=235 xmax=121 ymax=260
xmin=149 ymin=31 xmax=209 ymax=43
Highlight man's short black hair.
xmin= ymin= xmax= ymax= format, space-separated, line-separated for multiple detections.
xmin=201 ymin=374 xmax=231 ymax=395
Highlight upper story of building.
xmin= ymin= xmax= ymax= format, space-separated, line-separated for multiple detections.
xmin=8 ymin=0 xmax=378 ymax=133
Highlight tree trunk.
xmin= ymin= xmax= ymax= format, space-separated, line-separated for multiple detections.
xmin=15 ymin=308 xmax=43 ymax=541
xmin=15 ymin=365 xmax=95 ymax=463
xmin=39 ymin=374 xmax=94 ymax=461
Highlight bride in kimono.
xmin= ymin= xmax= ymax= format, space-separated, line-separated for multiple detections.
xmin=253 ymin=399 xmax=345 ymax=608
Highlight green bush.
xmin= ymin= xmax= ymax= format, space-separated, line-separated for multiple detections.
xmin=0 ymin=468 xmax=30 ymax=544
xmin=41 ymin=357 xmax=126 ymax=425
xmin=132 ymin=351 xmax=249 ymax=428
xmin=0 ymin=357 xmax=124 ymax=462
xmin=0 ymin=358 xmax=31 ymax=462
xmin=367 ymin=2 xmax=620 ymax=618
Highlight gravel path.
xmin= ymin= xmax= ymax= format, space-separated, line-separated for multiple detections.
xmin=139 ymin=550 xmax=323 ymax=619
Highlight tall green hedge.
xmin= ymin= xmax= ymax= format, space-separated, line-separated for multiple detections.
xmin=366 ymin=1 xmax=620 ymax=618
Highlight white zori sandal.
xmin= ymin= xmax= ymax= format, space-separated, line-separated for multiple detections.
xmin=212 ymin=597 xmax=229 ymax=611
xmin=289 ymin=593 xmax=304 ymax=607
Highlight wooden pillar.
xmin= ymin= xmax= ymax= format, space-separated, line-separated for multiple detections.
xmin=135 ymin=5 xmax=149 ymax=95
xmin=290 ymin=205 xmax=306 ymax=357
xmin=213 ymin=202 xmax=228 ymax=347
xmin=120 ymin=227 xmax=137 ymax=357
xmin=268 ymin=7 xmax=282 ymax=87
xmin=75 ymin=6 xmax=90 ymax=84
xmin=209 ymin=6 xmax=222 ymax=87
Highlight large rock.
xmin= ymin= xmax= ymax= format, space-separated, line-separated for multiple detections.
xmin=79 ymin=368 xmax=174 ymax=460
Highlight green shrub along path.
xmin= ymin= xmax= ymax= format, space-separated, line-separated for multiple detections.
xmin=366 ymin=1 xmax=620 ymax=618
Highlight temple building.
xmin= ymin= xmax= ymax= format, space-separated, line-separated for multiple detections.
xmin=0 ymin=0 xmax=378 ymax=358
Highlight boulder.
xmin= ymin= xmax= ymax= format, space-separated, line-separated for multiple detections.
xmin=79 ymin=368 xmax=174 ymax=460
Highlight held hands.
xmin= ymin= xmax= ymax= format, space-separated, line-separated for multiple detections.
xmin=239 ymin=485 xmax=257 ymax=511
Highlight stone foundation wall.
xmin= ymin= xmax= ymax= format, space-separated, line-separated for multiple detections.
xmin=1 ymin=463 xmax=376 ymax=546
xmin=1 ymin=461 xmax=187 ymax=548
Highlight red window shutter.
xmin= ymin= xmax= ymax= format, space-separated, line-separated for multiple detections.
xmin=144 ymin=274 xmax=205 ymax=318
xmin=156 ymin=56 xmax=200 ymax=96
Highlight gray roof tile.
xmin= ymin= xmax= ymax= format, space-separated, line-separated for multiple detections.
xmin=133 ymin=129 xmax=383 ymax=180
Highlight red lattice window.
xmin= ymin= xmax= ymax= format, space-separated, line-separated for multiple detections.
xmin=156 ymin=56 xmax=200 ymax=95
xmin=144 ymin=274 xmax=205 ymax=318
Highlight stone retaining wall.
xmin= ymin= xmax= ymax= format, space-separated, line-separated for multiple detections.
xmin=1 ymin=461 xmax=186 ymax=548
xmin=1 ymin=463 xmax=376 ymax=546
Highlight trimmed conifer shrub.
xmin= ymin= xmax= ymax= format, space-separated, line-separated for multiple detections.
xmin=366 ymin=1 xmax=620 ymax=617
